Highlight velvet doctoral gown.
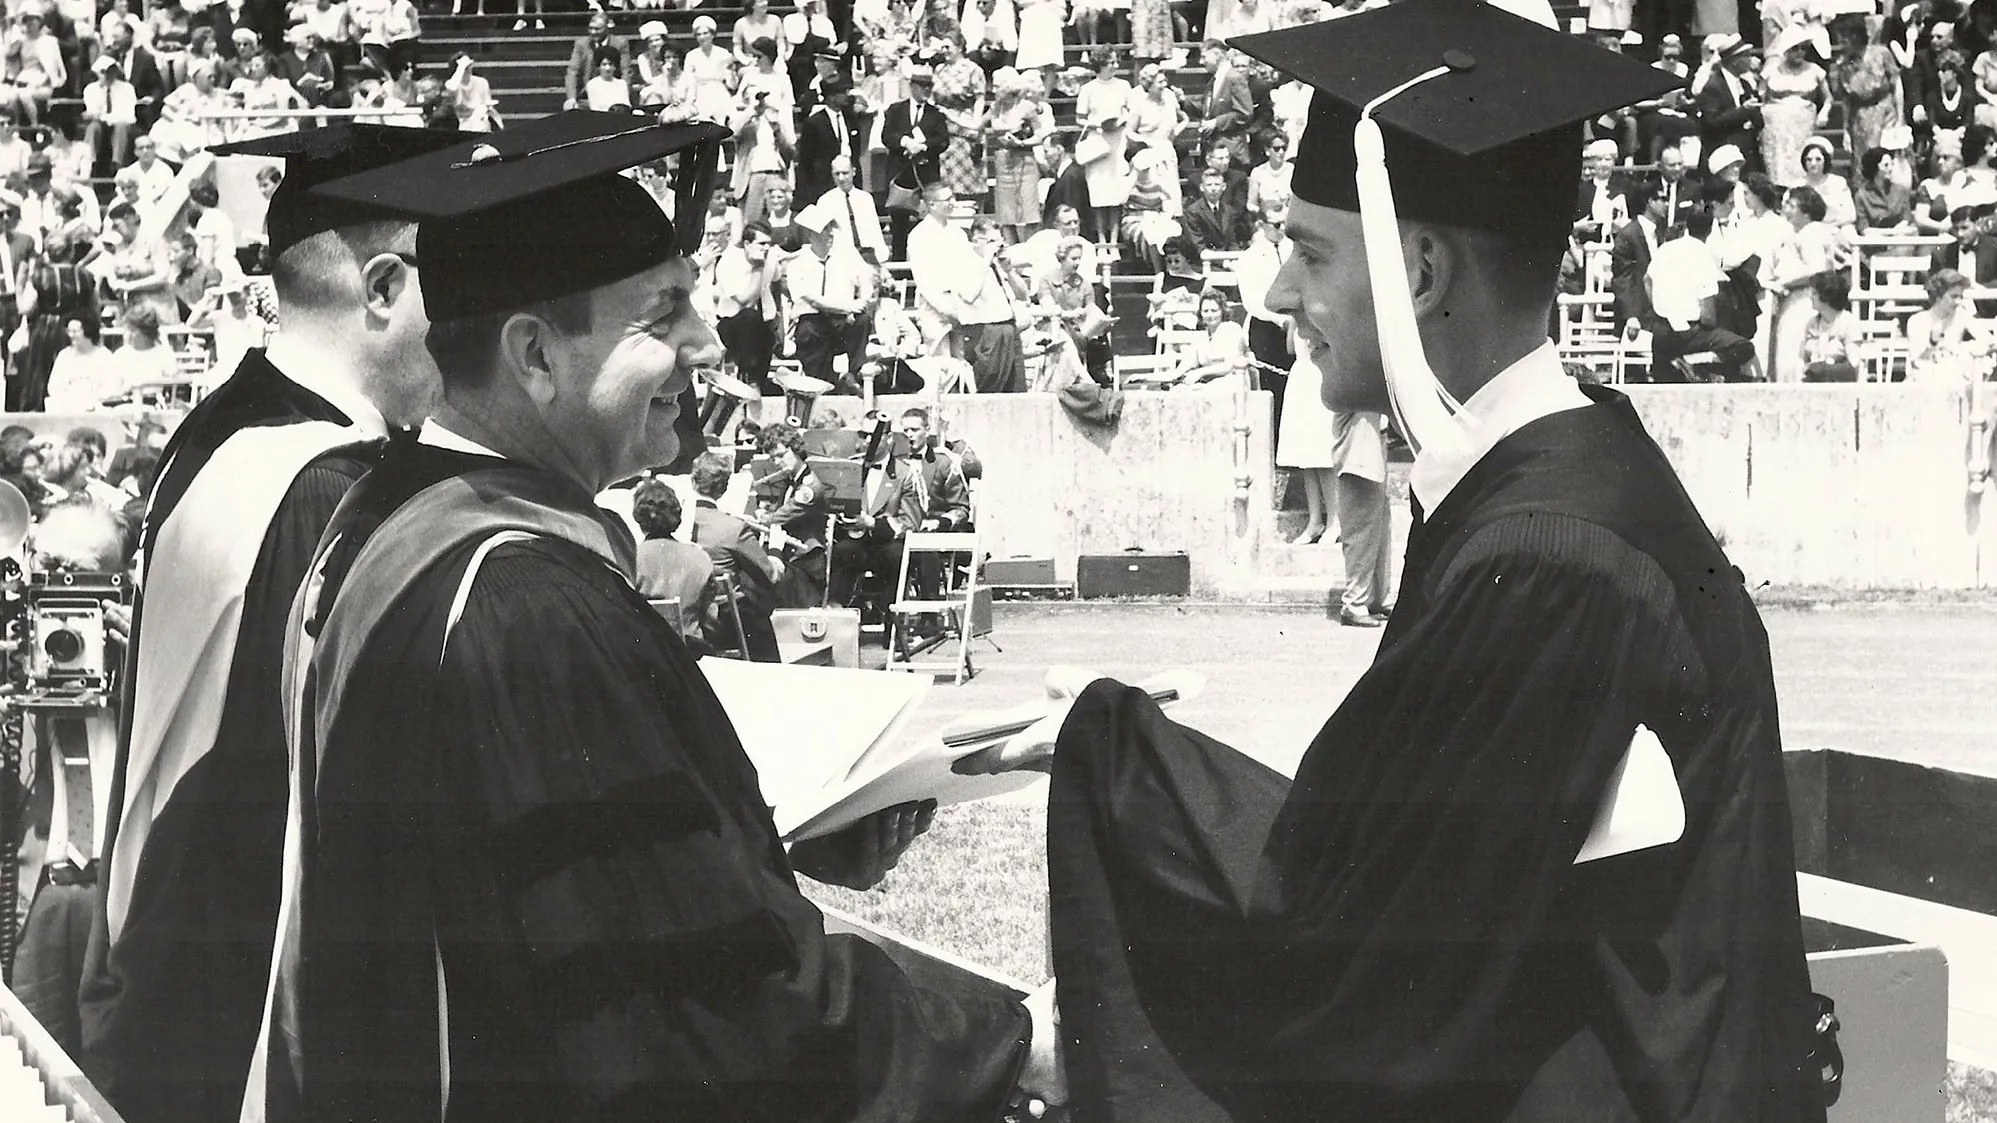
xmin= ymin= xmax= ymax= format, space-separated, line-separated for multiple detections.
xmin=261 ymin=434 xmax=1029 ymax=1123
xmin=78 ymin=351 xmax=377 ymax=1123
xmin=1048 ymin=386 xmax=1826 ymax=1123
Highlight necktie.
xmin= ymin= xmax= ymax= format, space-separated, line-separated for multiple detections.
xmin=842 ymin=188 xmax=860 ymax=247
xmin=991 ymin=262 xmax=1013 ymax=318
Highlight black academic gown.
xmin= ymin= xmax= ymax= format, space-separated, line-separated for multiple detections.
xmin=280 ymin=437 xmax=1028 ymax=1123
xmin=76 ymin=350 xmax=377 ymax=1123
xmin=1048 ymin=386 xmax=1825 ymax=1123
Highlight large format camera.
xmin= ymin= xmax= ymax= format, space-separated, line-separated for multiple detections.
xmin=21 ymin=569 xmax=123 ymax=695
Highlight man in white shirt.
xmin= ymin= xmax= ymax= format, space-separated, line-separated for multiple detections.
xmin=908 ymin=184 xmax=1026 ymax=392
xmin=1234 ymin=202 xmax=1294 ymax=424
xmin=1017 ymin=204 xmax=1093 ymax=283
xmin=0 ymin=111 xmax=33 ymax=181
xmin=815 ymin=155 xmax=889 ymax=265
xmin=83 ymin=56 xmax=140 ymax=174
xmin=1645 ymin=204 xmax=1757 ymax=381
xmin=123 ymin=134 xmax=177 ymax=207
xmin=785 ymin=205 xmax=872 ymax=389
xmin=708 ymin=222 xmax=783 ymax=391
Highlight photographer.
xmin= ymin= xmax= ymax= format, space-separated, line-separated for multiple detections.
xmin=786 ymin=206 xmax=872 ymax=390
xmin=11 ymin=495 xmax=132 ymax=1054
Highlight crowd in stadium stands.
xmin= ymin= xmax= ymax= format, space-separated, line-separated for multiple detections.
xmin=1574 ymin=0 xmax=1997 ymax=383
xmin=0 ymin=0 xmax=467 ymax=413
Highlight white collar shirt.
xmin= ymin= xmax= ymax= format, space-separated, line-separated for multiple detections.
xmin=265 ymin=337 xmax=389 ymax=439
xmin=418 ymin=418 xmax=506 ymax=458
xmin=1408 ymin=339 xmax=1591 ymax=514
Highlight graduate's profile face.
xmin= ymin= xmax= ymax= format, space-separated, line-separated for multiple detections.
xmin=547 ymin=258 xmax=721 ymax=489
xmin=1264 ymin=198 xmax=1391 ymax=414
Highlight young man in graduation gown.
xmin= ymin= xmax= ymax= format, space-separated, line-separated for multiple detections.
xmin=75 ymin=125 xmax=461 ymax=1123
xmin=251 ymin=111 xmax=1061 ymax=1123
xmin=966 ymin=4 xmax=1827 ymax=1121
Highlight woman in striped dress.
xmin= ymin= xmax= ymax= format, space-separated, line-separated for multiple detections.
xmin=14 ymin=231 xmax=99 ymax=413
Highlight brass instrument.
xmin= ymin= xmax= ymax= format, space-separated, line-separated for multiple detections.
xmin=699 ymin=369 xmax=761 ymax=439
xmin=776 ymin=371 xmax=834 ymax=428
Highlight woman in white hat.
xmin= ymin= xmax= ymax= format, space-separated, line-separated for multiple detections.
xmin=1761 ymin=22 xmax=1831 ymax=188
xmin=683 ymin=14 xmax=737 ymax=120
xmin=1798 ymin=134 xmax=1856 ymax=225
xmin=634 ymin=20 xmax=674 ymax=95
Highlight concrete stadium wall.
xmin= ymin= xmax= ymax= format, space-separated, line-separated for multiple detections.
xmin=1622 ymin=386 xmax=1997 ymax=589
xmin=777 ymin=384 xmax=1997 ymax=593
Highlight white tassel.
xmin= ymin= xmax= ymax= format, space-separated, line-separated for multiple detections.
xmin=1352 ymin=115 xmax=1481 ymax=466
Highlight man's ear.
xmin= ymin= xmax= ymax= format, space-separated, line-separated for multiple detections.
xmin=358 ymin=252 xmax=413 ymax=318
xmin=497 ymin=312 xmax=561 ymax=406
xmin=1404 ymin=225 xmax=1459 ymax=318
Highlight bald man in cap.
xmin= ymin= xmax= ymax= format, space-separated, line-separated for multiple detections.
xmin=966 ymin=2 xmax=1826 ymax=1120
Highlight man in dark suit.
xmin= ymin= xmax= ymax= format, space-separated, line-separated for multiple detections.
xmin=1610 ymin=175 xmax=1668 ymax=333
xmin=797 ymin=79 xmax=857 ymax=208
xmin=686 ymin=452 xmax=782 ymax=662
xmin=1040 ymin=133 xmax=1089 ymax=228
xmin=881 ymin=65 xmax=947 ymax=260
xmin=1931 ymin=205 xmax=1997 ymax=282
xmin=1200 ymin=42 xmax=1255 ymax=169
xmin=102 ymin=24 xmax=167 ymax=129
xmin=1695 ymin=37 xmax=1762 ymax=170
xmin=1181 ymin=166 xmax=1250 ymax=252
xmin=562 ymin=10 xmax=630 ymax=111
xmin=1655 ymin=143 xmax=1700 ymax=227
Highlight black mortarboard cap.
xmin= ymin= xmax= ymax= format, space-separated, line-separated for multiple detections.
xmin=210 ymin=124 xmax=465 ymax=257
xmin=1231 ymin=0 xmax=1681 ymax=233
xmin=311 ymin=110 xmax=730 ymax=323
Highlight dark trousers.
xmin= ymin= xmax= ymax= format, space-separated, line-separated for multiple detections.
xmin=889 ymin=208 xmax=919 ymax=262
xmin=717 ymin=309 xmax=778 ymax=393
xmin=794 ymin=311 xmax=871 ymax=388
xmin=1247 ymin=316 xmax=1292 ymax=443
xmin=830 ymin=528 xmax=901 ymax=619
xmin=1652 ymin=324 xmax=1755 ymax=382
xmin=957 ymin=321 xmax=1027 ymax=393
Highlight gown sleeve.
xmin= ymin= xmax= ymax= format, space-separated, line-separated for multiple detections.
xmin=436 ymin=544 xmax=1030 ymax=1123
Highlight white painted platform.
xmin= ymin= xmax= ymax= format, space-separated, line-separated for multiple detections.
xmin=1799 ymin=872 xmax=1997 ymax=1071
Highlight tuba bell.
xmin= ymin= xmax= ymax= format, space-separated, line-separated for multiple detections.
xmin=699 ymin=369 xmax=761 ymax=439
xmin=775 ymin=371 xmax=834 ymax=429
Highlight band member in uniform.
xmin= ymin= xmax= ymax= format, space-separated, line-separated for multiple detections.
xmin=755 ymin=420 xmax=832 ymax=607
xmin=830 ymin=416 xmax=923 ymax=619
xmin=898 ymin=406 xmax=972 ymax=530
xmin=687 ymin=450 xmax=783 ymax=661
